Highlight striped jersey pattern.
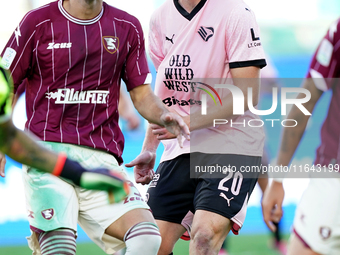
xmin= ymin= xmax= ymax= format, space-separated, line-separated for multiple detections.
xmin=1 ymin=0 xmax=150 ymax=163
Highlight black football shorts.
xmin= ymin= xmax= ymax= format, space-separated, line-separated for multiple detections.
xmin=146 ymin=152 xmax=261 ymax=226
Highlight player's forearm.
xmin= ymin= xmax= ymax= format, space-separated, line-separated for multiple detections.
xmin=190 ymin=66 xmax=260 ymax=130
xmin=277 ymin=79 xmax=322 ymax=166
xmin=130 ymin=84 xmax=170 ymax=126
xmin=190 ymin=81 xmax=259 ymax=131
xmin=141 ymin=124 xmax=160 ymax=153
xmin=0 ymin=120 xmax=58 ymax=172
xmin=276 ymin=107 xmax=311 ymax=166
xmin=189 ymin=95 xmax=235 ymax=131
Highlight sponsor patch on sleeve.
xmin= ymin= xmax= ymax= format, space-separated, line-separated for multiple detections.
xmin=316 ymin=39 xmax=333 ymax=67
xmin=1 ymin=47 xmax=17 ymax=70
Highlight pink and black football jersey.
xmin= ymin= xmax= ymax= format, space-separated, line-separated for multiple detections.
xmin=0 ymin=0 xmax=151 ymax=163
xmin=149 ymin=0 xmax=267 ymax=162
xmin=307 ymin=18 xmax=340 ymax=165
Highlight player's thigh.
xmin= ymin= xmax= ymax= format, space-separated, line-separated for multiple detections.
xmin=23 ymin=166 xmax=79 ymax=232
xmin=23 ymin=165 xmax=79 ymax=253
xmin=293 ymin=178 xmax=340 ymax=255
xmin=193 ymin=153 xmax=260 ymax=234
xmin=146 ymin=154 xmax=196 ymax=225
xmin=288 ymin=233 xmax=322 ymax=255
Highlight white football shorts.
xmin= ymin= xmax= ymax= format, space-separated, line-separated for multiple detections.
xmin=293 ymin=177 xmax=340 ymax=255
xmin=23 ymin=141 xmax=149 ymax=255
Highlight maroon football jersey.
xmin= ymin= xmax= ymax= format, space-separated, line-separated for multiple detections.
xmin=306 ymin=18 xmax=340 ymax=166
xmin=1 ymin=0 xmax=150 ymax=163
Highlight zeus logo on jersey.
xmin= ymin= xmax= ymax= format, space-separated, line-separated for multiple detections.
xmin=47 ymin=42 xmax=72 ymax=50
xmin=45 ymin=88 xmax=109 ymax=104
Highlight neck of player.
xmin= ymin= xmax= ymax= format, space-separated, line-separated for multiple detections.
xmin=62 ymin=0 xmax=103 ymax=20
xmin=178 ymin=0 xmax=201 ymax=13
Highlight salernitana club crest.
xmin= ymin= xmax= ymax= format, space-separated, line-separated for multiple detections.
xmin=41 ymin=208 xmax=54 ymax=220
xmin=102 ymin=36 xmax=119 ymax=54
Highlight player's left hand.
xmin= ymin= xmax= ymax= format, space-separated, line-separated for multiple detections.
xmin=261 ymin=180 xmax=284 ymax=232
xmin=0 ymin=152 xmax=6 ymax=177
xmin=159 ymin=112 xmax=190 ymax=148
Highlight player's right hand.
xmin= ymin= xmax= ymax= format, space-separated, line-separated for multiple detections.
xmin=79 ymin=168 xmax=130 ymax=204
xmin=125 ymin=151 xmax=156 ymax=185
xmin=261 ymin=180 xmax=284 ymax=232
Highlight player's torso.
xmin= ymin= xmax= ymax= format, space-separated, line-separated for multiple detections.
xmin=153 ymin=0 xmax=231 ymax=114
xmin=29 ymin=2 xmax=130 ymax=100
xmin=16 ymin=1 xmax=139 ymax=156
xmin=152 ymin=0 xmax=265 ymax=159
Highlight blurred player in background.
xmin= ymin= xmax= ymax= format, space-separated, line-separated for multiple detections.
xmin=0 ymin=0 xmax=189 ymax=254
xmin=0 ymin=63 xmax=129 ymax=199
xmin=262 ymin=17 xmax=340 ymax=255
xmin=127 ymin=0 xmax=267 ymax=254
xmin=119 ymin=87 xmax=141 ymax=131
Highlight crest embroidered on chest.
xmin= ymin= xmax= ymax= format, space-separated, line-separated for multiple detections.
xmin=102 ymin=36 xmax=119 ymax=54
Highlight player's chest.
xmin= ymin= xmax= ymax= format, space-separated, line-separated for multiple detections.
xmin=35 ymin=23 xmax=129 ymax=66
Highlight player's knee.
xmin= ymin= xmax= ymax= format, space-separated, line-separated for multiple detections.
xmin=38 ymin=228 xmax=76 ymax=255
xmin=124 ymin=222 xmax=161 ymax=255
xmin=191 ymin=227 xmax=217 ymax=250
xmin=192 ymin=230 xmax=213 ymax=247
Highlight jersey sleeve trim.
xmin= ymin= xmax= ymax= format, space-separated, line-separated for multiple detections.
xmin=229 ymin=59 xmax=267 ymax=69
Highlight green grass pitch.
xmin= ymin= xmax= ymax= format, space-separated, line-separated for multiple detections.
xmin=0 ymin=233 xmax=288 ymax=254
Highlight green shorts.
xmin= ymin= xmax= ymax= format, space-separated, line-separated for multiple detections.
xmin=23 ymin=142 xmax=149 ymax=254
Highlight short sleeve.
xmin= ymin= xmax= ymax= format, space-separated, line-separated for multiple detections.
xmin=122 ymin=16 xmax=151 ymax=91
xmin=225 ymin=3 xmax=266 ymax=69
xmin=307 ymin=19 xmax=340 ymax=91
